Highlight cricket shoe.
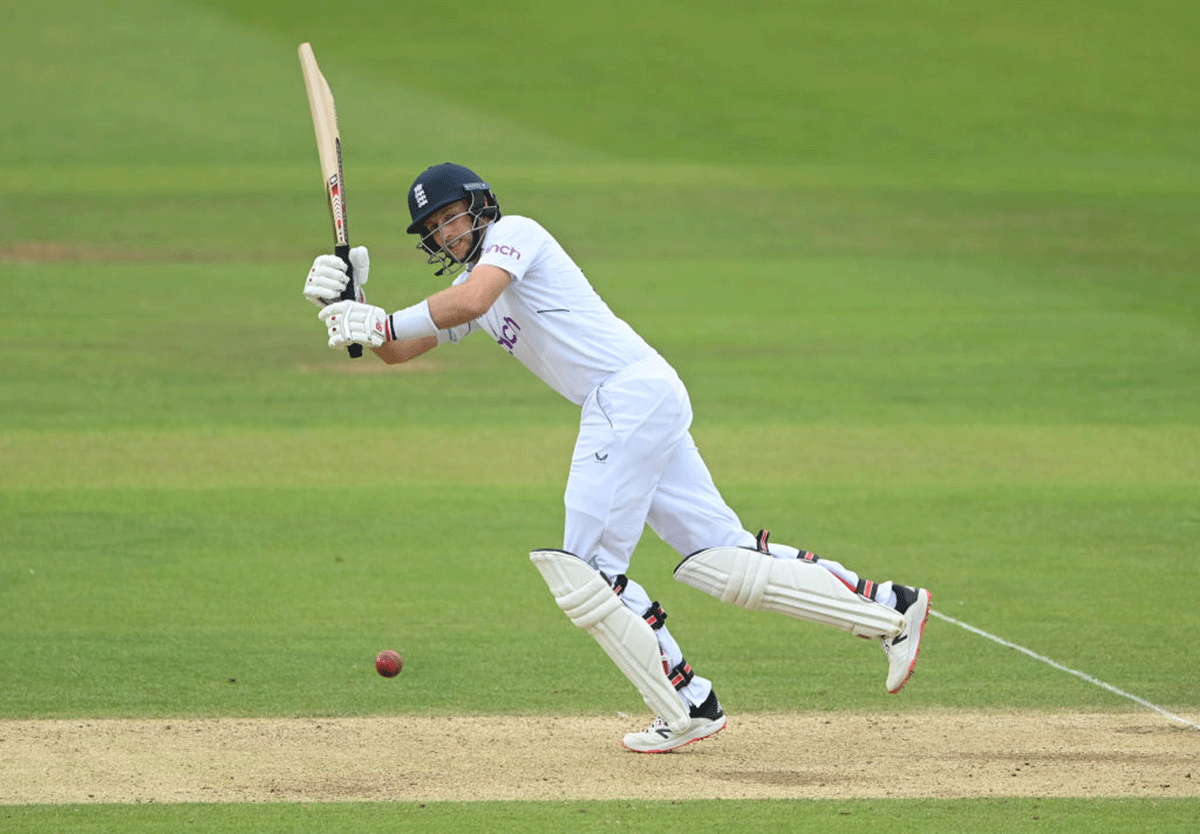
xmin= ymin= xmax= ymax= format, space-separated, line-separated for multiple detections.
xmin=622 ymin=689 xmax=727 ymax=753
xmin=883 ymin=585 xmax=931 ymax=694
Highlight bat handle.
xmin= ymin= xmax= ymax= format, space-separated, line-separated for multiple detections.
xmin=334 ymin=243 xmax=363 ymax=358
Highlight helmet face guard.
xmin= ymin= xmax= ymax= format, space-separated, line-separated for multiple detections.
xmin=415 ymin=189 xmax=494 ymax=276
xmin=406 ymin=163 xmax=500 ymax=276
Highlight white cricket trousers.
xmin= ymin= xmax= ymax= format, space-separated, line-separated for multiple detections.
xmin=562 ymin=354 xmax=754 ymax=708
xmin=563 ymin=354 xmax=753 ymax=570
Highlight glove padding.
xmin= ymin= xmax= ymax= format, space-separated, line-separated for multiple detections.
xmin=303 ymin=246 xmax=369 ymax=307
xmin=319 ymin=300 xmax=388 ymax=349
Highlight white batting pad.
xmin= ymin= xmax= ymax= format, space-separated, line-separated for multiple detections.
xmin=530 ymin=549 xmax=689 ymax=732
xmin=675 ymin=547 xmax=905 ymax=639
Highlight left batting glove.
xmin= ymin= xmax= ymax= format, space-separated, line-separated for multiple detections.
xmin=319 ymin=300 xmax=387 ymax=349
xmin=303 ymin=246 xmax=370 ymax=307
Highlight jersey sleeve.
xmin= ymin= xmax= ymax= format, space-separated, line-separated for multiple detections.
xmin=438 ymin=319 xmax=478 ymax=345
xmin=474 ymin=216 xmax=547 ymax=282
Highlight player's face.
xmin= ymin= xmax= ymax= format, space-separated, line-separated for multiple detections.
xmin=424 ymin=200 xmax=475 ymax=261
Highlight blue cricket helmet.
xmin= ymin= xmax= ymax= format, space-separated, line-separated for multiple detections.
xmin=405 ymin=163 xmax=500 ymax=235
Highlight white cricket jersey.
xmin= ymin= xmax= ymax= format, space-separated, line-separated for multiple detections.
xmin=437 ymin=215 xmax=658 ymax=405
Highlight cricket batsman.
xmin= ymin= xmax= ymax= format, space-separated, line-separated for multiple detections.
xmin=303 ymin=163 xmax=932 ymax=752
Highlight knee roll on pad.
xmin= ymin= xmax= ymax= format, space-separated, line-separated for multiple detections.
xmin=530 ymin=549 xmax=689 ymax=731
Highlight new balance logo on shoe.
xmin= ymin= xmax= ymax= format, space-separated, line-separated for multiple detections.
xmin=621 ymin=689 xmax=728 ymax=753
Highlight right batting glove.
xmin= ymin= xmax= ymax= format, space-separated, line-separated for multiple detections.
xmin=318 ymin=300 xmax=387 ymax=349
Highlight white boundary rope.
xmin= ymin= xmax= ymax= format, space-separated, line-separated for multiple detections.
xmin=931 ymin=610 xmax=1200 ymax=731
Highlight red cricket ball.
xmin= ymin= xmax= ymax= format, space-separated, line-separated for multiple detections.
xmin=375 ymin=650 xmax=403 ymax=678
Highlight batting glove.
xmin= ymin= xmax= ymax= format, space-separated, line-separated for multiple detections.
xmin=319 ymin=300 xmax=387 ymax=349
xmin=303 ymin=245 xmax=370 ymax=307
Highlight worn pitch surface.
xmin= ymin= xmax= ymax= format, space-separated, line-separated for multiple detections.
xmin=3 ymin=711 xmax=1197 ymax=804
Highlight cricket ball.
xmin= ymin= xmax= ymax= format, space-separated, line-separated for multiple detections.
xmin=375 ymin=650 xmax=403 ymax=678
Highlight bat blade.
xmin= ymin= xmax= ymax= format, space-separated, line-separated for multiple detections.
xmin=299 ymin=42 xmax=361 ymax=358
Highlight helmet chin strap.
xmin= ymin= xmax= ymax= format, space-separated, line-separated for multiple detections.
xmin=464 ymin=224 xmax=486 ymax=263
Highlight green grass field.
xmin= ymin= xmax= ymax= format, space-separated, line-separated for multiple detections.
xmin=2 ymin=0 xmax=1198 ymax=830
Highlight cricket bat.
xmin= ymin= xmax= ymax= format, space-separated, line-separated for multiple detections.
xmin=298 ymin=42 xmax=362 ymax=358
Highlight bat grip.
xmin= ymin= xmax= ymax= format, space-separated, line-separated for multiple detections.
xmin=334 ymin=243 xmax=363 ymax=358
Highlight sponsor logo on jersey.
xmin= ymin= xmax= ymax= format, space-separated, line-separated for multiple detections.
xmin=484 ymin=243 xmax=521 ymax=260
xmin=496 ymin=315 xmax=522 ymax=353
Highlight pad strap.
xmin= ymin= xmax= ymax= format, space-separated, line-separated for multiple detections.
xmin=607 ymin=573 xmax=667 ymax=629
xmin=606 ymin=573 xmax=629 ymax=596
xmin=756 ymin=529 xmax=771 ymax=552
xmin=643 ymin=601 xmax=667 ymax=630
xmin=667 ymin=659 xmax=694 ymax=691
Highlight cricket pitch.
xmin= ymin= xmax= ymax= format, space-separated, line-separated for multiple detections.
xmin=3 ymin=710 xmax=1196 ymax=803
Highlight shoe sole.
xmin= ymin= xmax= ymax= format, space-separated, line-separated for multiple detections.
xmin=621 ymin=717 xmax=727 ymax=754
xmin=887 ymin=590 xmax=931 ymax=694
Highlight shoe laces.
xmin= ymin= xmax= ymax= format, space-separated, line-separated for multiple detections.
xmin=643 ymin=716 xmax=670 ymax=733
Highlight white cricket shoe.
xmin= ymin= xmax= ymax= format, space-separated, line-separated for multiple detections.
xmin=883 ymin=585 xmax=931 ymax=694
xmin=622 ymin=690 xmax=727 ymax=753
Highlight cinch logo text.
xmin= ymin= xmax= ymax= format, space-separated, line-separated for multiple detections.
xmin=484 ymin=244 xmax=521 ymax=260
xmin=497 ymin=316 xmax=521 ymax=353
